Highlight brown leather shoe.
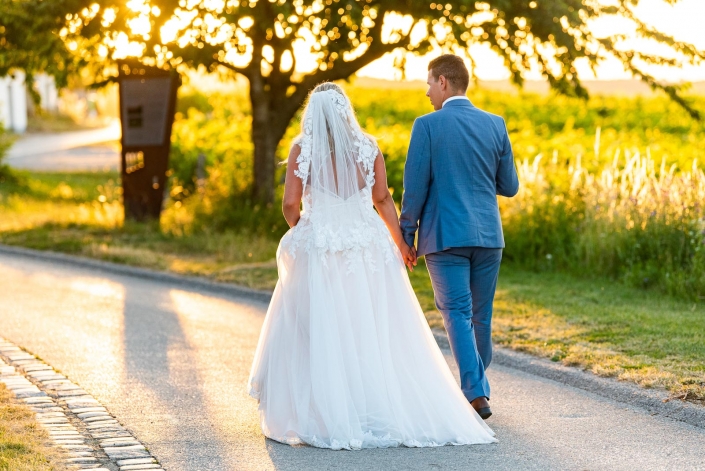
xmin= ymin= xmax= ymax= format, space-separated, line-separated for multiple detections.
xmin=471 ymin=397 xmax=492 ymax=420
xmin=476 ymin=407 xmax=492 ymax=419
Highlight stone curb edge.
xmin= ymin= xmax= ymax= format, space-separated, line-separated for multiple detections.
xmin=0 ymin=243 xmax=272 ymax=304
xmin=0 ymin=337 xmax=164 ymax=470
xmin=2 ymin=243 xmax=702 ymax=431
xmin=432 ymin=331 xmax=705 ymax=430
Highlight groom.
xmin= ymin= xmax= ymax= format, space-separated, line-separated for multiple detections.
xmin=400 ymin=54 xmax=519 ymax=419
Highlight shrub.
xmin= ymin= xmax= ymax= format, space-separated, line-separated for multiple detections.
xmin=0 ymin=124 xmax=16 ymax=184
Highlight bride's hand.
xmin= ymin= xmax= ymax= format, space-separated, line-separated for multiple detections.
xmin=398 ymin=242 xmax=417 ymax=271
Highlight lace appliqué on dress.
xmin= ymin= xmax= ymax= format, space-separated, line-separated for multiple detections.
xmin=286 ymin=90 xmax=394 ymax=272
xmin=281 ymin=193 xmax=395 ymax=274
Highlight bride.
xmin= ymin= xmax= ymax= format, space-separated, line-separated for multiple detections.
xmin=248 ymin=82 xmax=496 ymax=450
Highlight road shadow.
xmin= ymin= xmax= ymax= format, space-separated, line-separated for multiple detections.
xmin=122 ymin=283 xmax=230 ymax=469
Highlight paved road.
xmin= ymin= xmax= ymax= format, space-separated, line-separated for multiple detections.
xmin=7 ymin=121 xmax=120 ymax=171
xmin=1 ymin=251 xmax=704 ymax=470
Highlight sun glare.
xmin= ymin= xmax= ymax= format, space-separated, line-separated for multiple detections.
xmin=112 ymin=31 xmax=146 ymax=60
xmin=108 ymin=0 xmax=705 ymax=82
xmin=126 ymin=0 xmax=150 ymax=14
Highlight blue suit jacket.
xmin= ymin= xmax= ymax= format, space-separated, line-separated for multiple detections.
xmin=399 ymin=99 xmax=519 ymax=257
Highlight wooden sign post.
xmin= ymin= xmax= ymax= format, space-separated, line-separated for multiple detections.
xmin=118 ymin=62 xmax=180 ymax=221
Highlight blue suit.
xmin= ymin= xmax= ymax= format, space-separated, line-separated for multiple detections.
xmin=400 ymin=98 xmax=518 ymax=402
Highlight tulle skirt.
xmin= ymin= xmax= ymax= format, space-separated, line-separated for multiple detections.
xmin=248 ymin=228 xmax=496 ymax=450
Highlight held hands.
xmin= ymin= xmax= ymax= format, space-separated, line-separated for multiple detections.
xmin=398 ymin=242 xmax=418 ymax=272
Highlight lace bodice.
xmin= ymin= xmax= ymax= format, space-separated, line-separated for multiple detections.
xmin=282 ymin=132 xmax=396 ymax=272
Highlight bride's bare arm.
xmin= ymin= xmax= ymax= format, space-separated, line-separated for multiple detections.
xmin=282 ymin=144 xmax=303 ymax=228
xmin=371 ymin=149 xmax=417 ymax=270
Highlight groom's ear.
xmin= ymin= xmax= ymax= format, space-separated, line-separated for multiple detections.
xmin=437 ymin=75 xmax=448 ymax=92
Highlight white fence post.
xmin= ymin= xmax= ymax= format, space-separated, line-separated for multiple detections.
xmin=35 ymin=73 xmax=58 ymax=112
xmin=0 ymin=71 xmax=28 ymax=133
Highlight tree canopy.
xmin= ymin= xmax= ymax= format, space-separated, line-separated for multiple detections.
xmin=3 ymin=0 xmax=704 ymax=202
xmin=0 ymin=0 xmax=89 ymax=88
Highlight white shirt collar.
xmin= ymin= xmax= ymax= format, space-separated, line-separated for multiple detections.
xmin=442 ymin=95 xmax=470 ymax=108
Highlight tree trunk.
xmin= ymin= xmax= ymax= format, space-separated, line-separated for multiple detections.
xmin=251 ymin=120 xmax=278 ymax=204
xmin=250 ymin=74 xmax=277 ymax=204
xmin=249 ymin=74 xmax=306 ymax=204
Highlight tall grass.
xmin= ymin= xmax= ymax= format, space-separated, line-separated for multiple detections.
xmin=503 ymin=140 xmax=705 ymax=299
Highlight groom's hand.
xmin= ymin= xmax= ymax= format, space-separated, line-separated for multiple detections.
xmin=401 ymin=245 xmax=417 ymax=272
xmin=406 ymin=246 xmax=417 ymax=271
xmin=398 ymin=243 xmax=414 ymax=271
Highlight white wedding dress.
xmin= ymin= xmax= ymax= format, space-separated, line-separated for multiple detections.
xmin=248 ymin=86 xmax=496 ymax=450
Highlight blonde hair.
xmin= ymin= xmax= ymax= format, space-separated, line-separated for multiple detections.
xmin=300 ymin=82 xmax=357 ymax=136
xmin=311 ymin=82 xmax=345 ymax=95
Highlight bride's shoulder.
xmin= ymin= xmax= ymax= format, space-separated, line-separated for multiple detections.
xmin=361 ymin=132 xmax=379 ymax=148
xmin=359 ymin=132 xmax=382 ymax=165
xmin=291 ymin=134 xmax=303 ymax=147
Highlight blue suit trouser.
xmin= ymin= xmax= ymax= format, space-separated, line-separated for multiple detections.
xmin=424 ymin=247 xmax=502 ymax=402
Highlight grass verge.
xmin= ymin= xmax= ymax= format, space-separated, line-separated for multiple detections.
xmin=0 ymin=171 xmax=703 ymax=403
xmin=411 ymin=264 xmax=705 ymax=404
xmin=0 ymin=384 xmax=65 ymax=470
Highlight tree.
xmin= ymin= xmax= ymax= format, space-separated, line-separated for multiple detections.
xmin=0 ymin=0 xmax=92 ymax=93
xmin=17 ymin=0 xmax=705 ymax=203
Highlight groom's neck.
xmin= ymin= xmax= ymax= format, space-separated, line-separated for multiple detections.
xmin=442 ymin=90 xmax=466 ymax=101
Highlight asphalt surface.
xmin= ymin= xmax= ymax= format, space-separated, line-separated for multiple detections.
xmin=7 ymin=122 xmax=120 ymax=171
xmin=1 ymin=250 xmax=704 ymax=470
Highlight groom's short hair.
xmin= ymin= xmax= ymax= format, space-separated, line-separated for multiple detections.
xmin=428 ymin=55 xmax=470 ymax=93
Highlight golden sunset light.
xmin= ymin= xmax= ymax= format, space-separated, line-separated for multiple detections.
xmin=3 ymin=0 xmax=705 ymax=468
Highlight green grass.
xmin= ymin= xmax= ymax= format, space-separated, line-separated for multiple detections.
xmin=0 ymin=385 xmax=66 ymax=470
xmin=0 ymin=171 xmax=117 ymax=201
xmin=0 ymin=171 xmax=280 ymax=285
xmin=26 ymin=114 xmax=103 ymax=134
xmin=410 ymin=263 xmax=705 ymax=403
xmin=0 ymin=221 xmax=279 ymax=288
